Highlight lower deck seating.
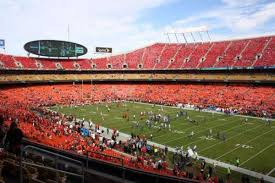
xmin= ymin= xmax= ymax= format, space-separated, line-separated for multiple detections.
xmin=0 ymin=83 xmax=273 ymax=182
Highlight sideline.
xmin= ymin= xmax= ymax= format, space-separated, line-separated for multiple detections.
xmin=99 ymin=126 xmax=275 ymax=183
xmin=129 ymin=101 xmax=274 ymax=121
xmin=48 ymin=103 xmax=275 ymax=182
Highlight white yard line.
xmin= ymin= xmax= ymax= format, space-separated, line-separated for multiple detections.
xmin=162 ymin=118 xmax=240 ymax=144
xmin=153 ymin=116 xmax=228 ymax=139
xmin=98 ymin=123 xmax=275 ymax=183
xmin=267 ymin=168 xmax=275 ymax=176
xmin=102 ymin=121 xmax=127 ymax=128
xmin=199 ymin=124 xmax=263 ymax=152
xmin=240 ymin=142 xmax=275 ymax=166
xmin=49 ymin=104 xmax=275 ymax=182
xmin=184 ymin=122 xmax=247 ymax=147
xmin=114 ymin=117 xmax=123 ymax=119
xmin=109 ymin=110 xmax=221 ymax=138
xmin=113 ymin=115 xmax=225 ymax=138
xmin=216 ymin=129 xmax=274 ymax=160
xmin=130 ymin=101 xmax=275 ymax=121
xmin=51 ymin=101 xmax=274 ymax=121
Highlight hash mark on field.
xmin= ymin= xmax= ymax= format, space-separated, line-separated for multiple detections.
xmin=162 ymin=118 xmax=240 ymax=144
xmin=132 ymin=101 xmax=274 ymax=121
xmin=267 ymin=168 xmax=275 ymax=176
xmin=240 ymin=142 xmax=275 ymax=166
xmin=118 ymin=116 xmax=199 ymax=137
xmin=216 ymin=129 xmax=274 ymax=160
xmin=114 ymin=117 xmax=123 ymax=119
xmin=199 ymin=124 xmax=263 ymax=152
xmin=184 ymin=122 xmax=247 ymax=146
xmin=195 ymin=115 xmax=204 ymax=118
xmin=153 ymin=116 xmax=235 ymax=140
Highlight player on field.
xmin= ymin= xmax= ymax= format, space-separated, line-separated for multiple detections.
xmin=216 ymin=131 xmax=220 ymax=140
xmin=188 ymin=131 xmax=194 ymax=138
xmin=236 ymin=157 xmax=240 ymax=167
xmin=222 ymin=133 xmax=226 ymax=141
xmin=208 ymin=128 xmax=212 ymax=138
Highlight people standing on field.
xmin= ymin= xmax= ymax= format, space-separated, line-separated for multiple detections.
xmin=227 ymin=167 xmax=231 ymax=180
xmin=236 ymin=157 xmax=240 ymax=167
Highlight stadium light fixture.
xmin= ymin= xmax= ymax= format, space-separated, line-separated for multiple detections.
xmin=164 ymin=25 xmax=211 ymax=43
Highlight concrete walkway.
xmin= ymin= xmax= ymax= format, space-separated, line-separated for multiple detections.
xmin=50 ymin=103 xmax=275 ymax=182
xmin=98 ymin=126 xmax=275 ymax=183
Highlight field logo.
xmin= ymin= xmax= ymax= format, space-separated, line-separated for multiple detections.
xmin=235 ymin=144 xmax=253 ymax=149
xmin=199 ymin=136 xmax=216 ymax=141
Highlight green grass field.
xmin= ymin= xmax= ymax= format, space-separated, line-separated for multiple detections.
xmin=50 ymin=101 xmax=275 ymax=179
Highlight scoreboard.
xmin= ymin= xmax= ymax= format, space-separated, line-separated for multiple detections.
xmin=24 ymin=40 xmax=88 ymax=57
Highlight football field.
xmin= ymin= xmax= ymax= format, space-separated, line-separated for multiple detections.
xmin=50 ymin=101 xmax=275 ymax=178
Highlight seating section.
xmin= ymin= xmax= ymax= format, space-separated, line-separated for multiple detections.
xmin=0 ymin=85 xmax=198 ymax=181
xmin=92 ymin=58 xmax=108 ymax=70
xmin=0 ymin=84 xmax=274 ymax=182
xmin=77 ymin=59 xmax=92 ymax=70
xmin=14 ymin=56 xmax=37 ymax=69
xmin=142 ymin=43 xmax=166 ymax=69
xmin=155 ymin=44 xmax=180 ymax=69
xmin=232 ymin=37 xmax=268 ymax=67
xmin=254 ymin=37 xmax=275 ymax=67
xmin=39 ymin=59 xmax=58 ymax=70
xmin=0 ymin=36 xmax=274 ymax=70
xmin=0 ymin=84 xmax=273 ymax=119
xmin=215 ymin=39 xmax=248 ymax=67
xmin=169 ymin=44 xmax=195 ymax=69
xmin=198 ymin=42 xmax=229 ymax=68
xmin=184 ymin=43 xmax=210 ymax=69
xmin=125 ymin=48 xmax=145 ymax=69
xmin=57 ymin=59 xmax=75 ymax=70
xmin=108 ymin=54 xmax=125 ymax=69
xmin=0 ymin=54 xmax=16 ymax=68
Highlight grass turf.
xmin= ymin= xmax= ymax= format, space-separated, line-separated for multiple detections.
xmin=50 ymin=101 xmax=274 ymax=179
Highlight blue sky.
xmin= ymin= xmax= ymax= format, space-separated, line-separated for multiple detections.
xmin=0 ymin=0 xmax=274 ymax=57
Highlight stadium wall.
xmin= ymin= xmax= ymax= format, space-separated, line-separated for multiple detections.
xmin=0 ymin=70 xmax=274 ymax=84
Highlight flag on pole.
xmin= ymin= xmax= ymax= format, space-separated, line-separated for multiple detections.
xmin=0 ymin=39 xmax=5 ymax=49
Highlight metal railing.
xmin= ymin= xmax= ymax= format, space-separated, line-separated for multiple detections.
xmin=20 ymin=145 xmax=85 ymax=183
xmin=20 ymin=139 xmax=199 ymax=183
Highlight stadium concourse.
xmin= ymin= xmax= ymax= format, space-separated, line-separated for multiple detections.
xmin=0 ymin=83 xmax=274 ymax=182
xmin=0 ymin=36 xmax=274 ymax=70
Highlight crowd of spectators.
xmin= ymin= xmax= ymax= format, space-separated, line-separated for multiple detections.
xmin=0 ymin=92 xmax=191 ymax=181
xmin=0 ymin=83 xmax=273 ymax=183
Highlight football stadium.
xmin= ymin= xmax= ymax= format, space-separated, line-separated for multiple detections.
xmin=0 ymin=1 xmax=274 ymax=183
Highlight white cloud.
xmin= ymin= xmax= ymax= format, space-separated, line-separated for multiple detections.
xmin=221 ymin=0 xmax=260 ymax=7
xmin=0 ymin=0 xmax=173 ymax=57
xmin=232 ymin=2 xmax=275 ymax=30
xmin=0 ymin=0 xmax=274 ymax=57
xmin=171 ymin=0 xmax=275 ymax=39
